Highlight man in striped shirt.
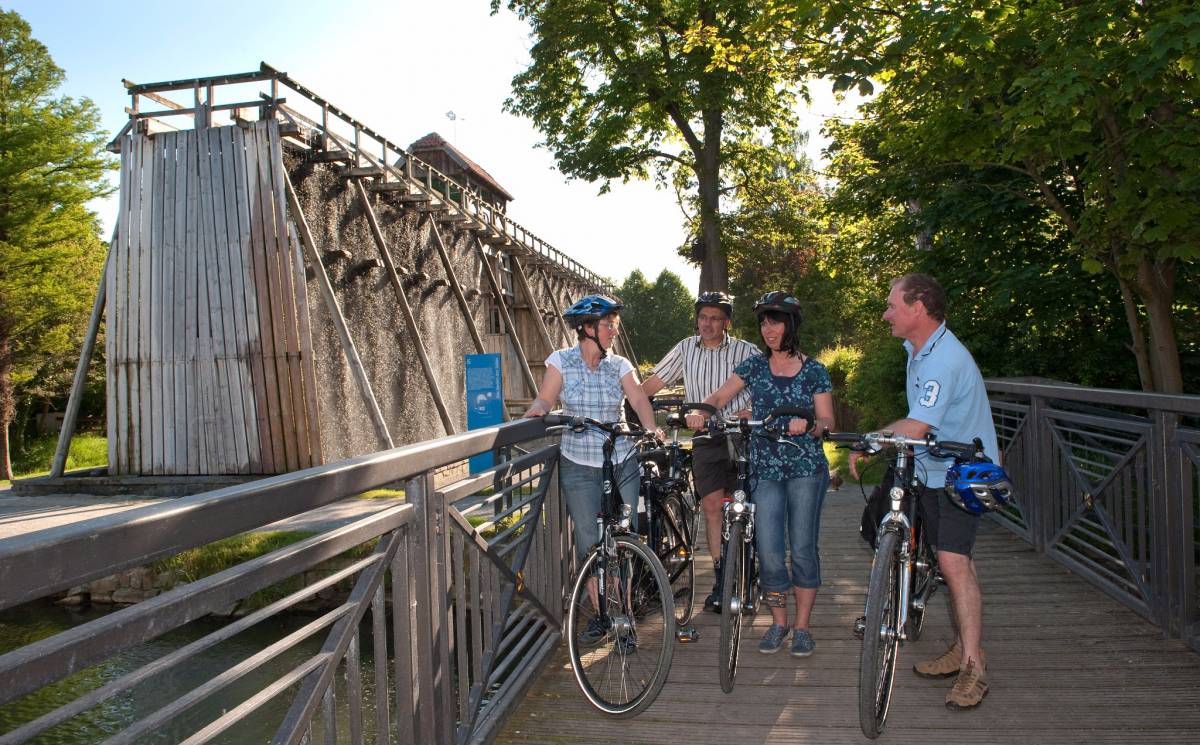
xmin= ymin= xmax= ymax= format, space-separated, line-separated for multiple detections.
xmin=642 ymin=292 xmax=759 ymax=611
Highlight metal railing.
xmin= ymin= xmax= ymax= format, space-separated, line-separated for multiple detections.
xmin=985 ymin=379 xmax=1200 ymax=652
xmin=108 ymin=62 xmax=614 ymax=295
xmin=0 ymin=418 xmax=569 ymax=744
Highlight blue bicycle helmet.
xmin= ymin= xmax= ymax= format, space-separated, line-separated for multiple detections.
xmin=562 ymin=294 xmax=623 ymax=326
xmin=945 ymin=460 xmax=1014 ymax=515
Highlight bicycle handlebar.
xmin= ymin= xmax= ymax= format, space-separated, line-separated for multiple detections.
xmin=542 ymin=413 xmax=650 ymax=440
xmin=823 ymin=430 xmax=985 ymax=460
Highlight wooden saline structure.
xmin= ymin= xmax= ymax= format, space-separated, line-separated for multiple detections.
xmin=51 ymin=63 xmax=634 ymax=478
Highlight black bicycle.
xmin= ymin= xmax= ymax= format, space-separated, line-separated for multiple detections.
xmin=690 ymin=403 xmax=811 ymax=693
xmin=545 ymin=414 xmax=675 ymax=717
xmin=824 ymin=429 xmax=984 ymax=738
xmin=636 ymin=435 xmax=696 ymax=628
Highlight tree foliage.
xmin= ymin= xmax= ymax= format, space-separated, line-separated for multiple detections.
xmin=492 ymin=0 xmax=813 ymax=292
xmin=0 ymin=10 xmax=112 ymax=478
xmin=617 ymin=268 xmax=696 ymax=364
xmin=813 ymin=0 xmax=1199 ymax=393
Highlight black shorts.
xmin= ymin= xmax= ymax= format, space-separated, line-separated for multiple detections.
xmin=691 ymin=437 xmax=737 ymax=498
xmin=919 ymin=484 xmax=980 ymax=556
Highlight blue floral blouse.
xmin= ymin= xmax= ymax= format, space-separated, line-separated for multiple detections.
xmin=733 ymin=354 xmax=832 ymax=481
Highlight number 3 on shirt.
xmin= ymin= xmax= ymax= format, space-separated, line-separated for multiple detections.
xmin=919 ymin=380 xmax=941 ymax=408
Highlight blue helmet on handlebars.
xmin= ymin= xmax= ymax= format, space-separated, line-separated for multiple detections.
xmin=944 ymin=460 xmax=1014 ymax=515
xmin=562 ymin=294 xmax=623 ymax=327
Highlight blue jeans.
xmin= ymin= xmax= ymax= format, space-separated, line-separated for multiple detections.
xmin=754 ymin=473 xmax=830 ymax=591
xmin=559 ymin=455 xmax=640 ymax=563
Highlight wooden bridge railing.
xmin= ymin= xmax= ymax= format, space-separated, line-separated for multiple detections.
xmin=0 ymin=418 xmax=570 ymax=744
xmin=985 ymin=379 xmax=1200 ymax=652
xmin=110 ymin=62 xmax=614 ymax=295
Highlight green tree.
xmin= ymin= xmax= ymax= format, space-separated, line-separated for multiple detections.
xmin=0 ymin=10 xmax=112 ymax=479
xmin=812 ymin=0 xmax=1199 ymax=393
xmin=618 ymin=268 xmax=695 ymax=363
xmin=491 ymin=0 xmax=813 ymax=292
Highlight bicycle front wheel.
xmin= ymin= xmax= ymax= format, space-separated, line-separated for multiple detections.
xmin=566 ymin=535 xmax=676 ymax=717
xmin=859 ymin=530 xmax=902 ymax=739
xmin=657 ymin=494 xmax=696 ymax=626
xmin=718 ymin=520 xmax=747 ymax=694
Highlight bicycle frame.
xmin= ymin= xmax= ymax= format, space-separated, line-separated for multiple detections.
xmin=877 ymin=445 xmax=920 ymax=641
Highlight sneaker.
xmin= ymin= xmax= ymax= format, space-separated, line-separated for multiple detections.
xmin=913 ymin=642 xmax=961 ymax=679
xmin=757 ymin=624 xmax=788 ymax=654
xmin=614 ymin=633 xmax=637 ymax=655
xmin=791 ymin=628 xmax=816 ymax=657
xmin=578 ymin=616 xmax=607 ymax=646
xmin=945 ymin=658 xmax=988 ymax=709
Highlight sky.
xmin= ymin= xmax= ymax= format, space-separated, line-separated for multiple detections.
xmin=11 ymin=0 xmax=856 ymax=294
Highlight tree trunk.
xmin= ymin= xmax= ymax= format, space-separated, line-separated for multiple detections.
xmin=1135 ymin=255 xmax=1183 ymax=394
xmin=0 ymin=328 xmax=14 ymax=481
xmin=697 ymin=108 xmax=726 ymax=292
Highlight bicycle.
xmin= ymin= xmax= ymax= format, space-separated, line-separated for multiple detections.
xmin=544 ymin=414 xmax=675 ymax=717
xmin=824 ymin=429 xmax=988 ymax=739
xmin=689 ymin=403 xmax=811 ymax=694
xmin=635 ymin=433 xmax=696 ymax=628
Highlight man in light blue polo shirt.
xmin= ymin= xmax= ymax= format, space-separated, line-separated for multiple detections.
xmin=850 ymin=273 xmax=999 ymax=711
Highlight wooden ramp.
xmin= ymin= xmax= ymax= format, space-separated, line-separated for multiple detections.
xmin=496 ymin=489 xmax=1200 ymax=744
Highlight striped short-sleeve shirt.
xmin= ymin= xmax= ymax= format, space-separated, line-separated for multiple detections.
xmin=651 ymin=334 xmax=759 ymax=415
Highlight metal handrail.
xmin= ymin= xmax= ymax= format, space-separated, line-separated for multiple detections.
xmin=984 ymin=378 xmax=1200 ymax=652
xmin=0 ymin=417 xmax=569 ymax=744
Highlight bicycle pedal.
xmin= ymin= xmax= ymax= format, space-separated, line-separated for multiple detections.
xmin=853 ymin=615 xmax=866 ymax=638
xmin=676 ymin=625 xmax=700 ymax=643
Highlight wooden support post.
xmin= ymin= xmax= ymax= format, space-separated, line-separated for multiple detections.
xmin=51 ymin=241 xmax=113 ymax=478
xmin=353 ymin=180 xmax=456 ymax=436
xmin=474 ymin=237 xmax=538 ymax=398
xmin=284 ymin=172 xmax=394 ymax=449
xmin=536 ymin=265 xmax=572 ymax=347
xmin=426 ymin=217 xmax=485 ymax=354
xmin=510 ymin=256 xmax=555 ymax=359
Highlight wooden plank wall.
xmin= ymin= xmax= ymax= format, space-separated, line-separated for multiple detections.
xmin=108 ymin=120 xmax=320 ymax=475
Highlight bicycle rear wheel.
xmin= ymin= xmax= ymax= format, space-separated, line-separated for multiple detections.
xmin=566 ymin=535 xmax=676 ymax=717
xmin=657 ymin=494 xmax=696 ymax=626
xmin=859 ymin=530 xmax=902 ymax=739
xmin=718 ymin=520 xmax=747 ymax=694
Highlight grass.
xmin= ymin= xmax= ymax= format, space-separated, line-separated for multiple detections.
xmin=3 ymin=433 xmax=108 ymax=488
xmin=151 ymin=531 xmax=379 ymax=612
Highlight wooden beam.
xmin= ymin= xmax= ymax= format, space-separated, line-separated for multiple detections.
xmin=474 ymin=238 xmax=538 ymax=398
xmin=354 ymin=180 xmax=457 ymax=436
xmin=510 ymin=256 xmax=555 ymax=362
xmin=284 ymin=172 xmax=394 ymax=450
xmin=51 ymin=242 xmax=112 ymax=478
xmin=535 ymin=264 xmax=573 ymax=348
xmin=426 ymin=217 xmax=486 ymax=356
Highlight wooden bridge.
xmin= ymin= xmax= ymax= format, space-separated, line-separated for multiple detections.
xmin=498 ymin=488 xmax=1200 ymax=744
xmin=1 ymin=381 xmax=1197 ymax=743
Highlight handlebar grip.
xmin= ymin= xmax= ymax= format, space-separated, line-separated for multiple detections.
xmin=823 ymin=431 xmax=862 ymax=444
xmin=683 ymin=401 xmax=717 ymax=416
xmin=767 ymin=406 xmax=814 ymax=428
xmin=542 ymin=413 xmax=576 ymax=427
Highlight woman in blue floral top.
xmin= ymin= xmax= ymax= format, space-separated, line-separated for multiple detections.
xmin=689 ymin=291 xmax=835 ymax=658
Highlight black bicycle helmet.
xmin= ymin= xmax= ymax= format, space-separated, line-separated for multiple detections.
xmin=752 ymin=291 xmax=803 ymax=324
xmin=695 ymin=291 xmax=734 ymax=319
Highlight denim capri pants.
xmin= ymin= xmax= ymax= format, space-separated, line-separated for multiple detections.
xmin=754 ymin=472 xmax=830 ymax=591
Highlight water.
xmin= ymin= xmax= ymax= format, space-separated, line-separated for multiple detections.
xmin=0 ymin=602 xmax=383 ymax=744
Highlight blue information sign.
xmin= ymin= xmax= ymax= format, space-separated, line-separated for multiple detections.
xmin=465 ymin=353 xmax=505 ymax=472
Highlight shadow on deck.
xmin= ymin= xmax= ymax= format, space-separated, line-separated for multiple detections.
xmin=497 ymin=488 xmax=1200 ymax=744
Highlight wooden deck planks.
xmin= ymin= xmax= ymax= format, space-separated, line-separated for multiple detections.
xmin=496 ymin=489 xmax=1200 ymax=744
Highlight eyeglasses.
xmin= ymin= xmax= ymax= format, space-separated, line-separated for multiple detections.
xmin=600 ymin=321 xmax=620 ymax=331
